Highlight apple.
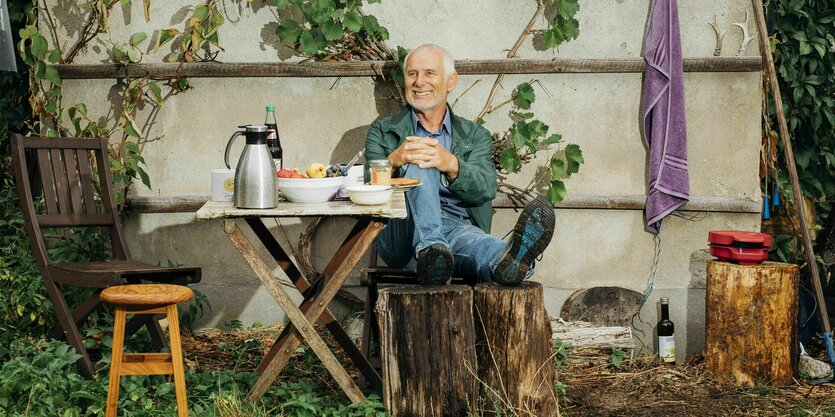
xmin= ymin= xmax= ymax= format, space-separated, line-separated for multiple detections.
xmin=306 ymin=162 xmax=327 ymax=178
xmin=277 ymin=168 xmax=295 ymax=178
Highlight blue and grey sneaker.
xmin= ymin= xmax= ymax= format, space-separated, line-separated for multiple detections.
xmin=416 ymin=243 xmax=453 ymax=285
xmin=494 ymin=196 xmax=555 ymax=286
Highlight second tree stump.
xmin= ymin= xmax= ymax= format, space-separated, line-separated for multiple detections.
xmin=473 ymin=282 xmax=557 ymax=417
xmin=705 ymin=261 xmax=799 ymax=386
xmin=376 ymin=285 xmax=477 ymax=417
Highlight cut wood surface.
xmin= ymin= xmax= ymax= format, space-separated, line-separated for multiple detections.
xmin=377 ymin=285 xmax=477 ymax=417
xmin=705 ymin=261 xmax=799 ymax=386
xmin=473 ymin=282 xmax=557 ymax=417
xmin=551 ymin=319 xmax=635 ymax=350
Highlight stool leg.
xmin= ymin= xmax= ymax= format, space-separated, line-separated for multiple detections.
xmin=106 ymin=307 xmax=127 ymax=417
xmin=166 ymin=304 xmax=189 ymax=417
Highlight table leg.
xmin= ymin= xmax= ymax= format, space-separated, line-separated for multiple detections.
xmin=240 ymin=220 xmax=385 ymax=401
xmin=223 ymin=223 xmax=367 ymax=403
xmin=245 ymin=218 xmax=382 ymax=388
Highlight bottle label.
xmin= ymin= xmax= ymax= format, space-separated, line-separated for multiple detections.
xmin=267 ymin=129 xmax=277 ymax=141
xmin=658 ymin=335 xmax=676 ymax=363
xmin=273 ymin=159 xmax=282 ymax=172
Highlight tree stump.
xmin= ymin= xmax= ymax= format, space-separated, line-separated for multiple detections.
xmin=473 ymin=282 xmax=557 ymax=417
xmin=376 ymin=285 xmax=477 ymax=417
xmin=705 ymin=261 xmax=799 ymax=386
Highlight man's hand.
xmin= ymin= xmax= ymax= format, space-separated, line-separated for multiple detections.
xmin=389 ymin=136 xmax=459 ymax=179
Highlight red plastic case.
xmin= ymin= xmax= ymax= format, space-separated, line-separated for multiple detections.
xmin=708 ymin=230 xmax=772 ymax=266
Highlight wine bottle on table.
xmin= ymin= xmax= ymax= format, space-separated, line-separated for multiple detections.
xmin=657 ymin=297 xmax=676 ymax=364
xmin=265 ymin=105 xmax=282 ymax=173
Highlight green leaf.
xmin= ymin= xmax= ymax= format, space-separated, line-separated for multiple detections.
xmin=475 ymin=118 xmax=486 ymax=126
xmin=560 ymin=17 xmax=580 ymax=41
xmin=363 ymin=15 xmax=382 ymax=35
xmin=558 ymin=0 xmax=580 ymax=18
xmin=499 ymin=149 xmax=521 ymax=173
xmin=123 ymin=141 xmax=140 ymax=154
xmin=127 ymin=47 xmax=141 ymax=63
xmin=550 ymin=157 xmax=565 ymax=180
xmin=511 ymin=111 xmax=534 ymax=120
xmin=193 ymin=5 xmax=210 ymax=21
xmin=543 ymin=133 xmax=562 ymax=146
xmin=343 ymin=10 xmax=362 ymax=32
xmin=527 ymin=120 xmax=549 ymax=138
xmin=565 ymin=143 xmax=584 ymax=174
xmin=123 ymin=117 xmax=141 ymax=138
xmin=130 ymin=32 xmax=147 ymax=47
xmin=154 ymin=29 xmax=179 ymax=52
xmin=276 ymin=20 xmax=301 ymax=43
xmin=44 ymin=64 xmax=62 ymax=86
xmin=274 ymin=0 xmax=290 ymax=9
xmin=147 ymin=82 xmax=162 ymax=104
xmin=322 ymin=20 xmax=343 ymax=41
xmin=31 ymin=34 xmax=48 ymax=60
xmin=609 ymin=348 xmax=627 ymax=369
xmin=44 ymin=99 xmax=57 ymax=114
xmin=548 ymin=180 xmax=567 ymax=203
xmin=543 ymin=28 xmax=563 ymax=49
xmin=47 ymin=49 xmax=61 ymax=64
xmin=76 ymin=103 xmax=88 ymax=116
xmin=513 ymin=82 xmax=535 ymax=109
xmin=299 ymin=29 xmax=326 ymax=55
xmin=510 ymin=122 xmax=530 ymax=148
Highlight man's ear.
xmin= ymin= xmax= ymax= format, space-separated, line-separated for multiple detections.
xmin=447 ymin=71 xmax=459 ymax=93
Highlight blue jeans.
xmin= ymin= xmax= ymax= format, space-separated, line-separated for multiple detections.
xmin=375 ymin=163 xmax=507 ymax=283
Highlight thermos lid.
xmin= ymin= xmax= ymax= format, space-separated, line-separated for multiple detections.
xmin=245 ymin=124 xmax=268 ymax=133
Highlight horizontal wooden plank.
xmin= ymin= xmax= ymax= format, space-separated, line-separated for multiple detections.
xmin=129 ymin=194 xmax=761 ymax=214
xmin=18 ymin=137 xmax=104 ymax=149
xmin=195 ymin=192 xmax=408 ymax=220
xmin=38 ymin=213 xmax=114 ymax=227
xmin=55 ymin=57 xmax=762 ymax=79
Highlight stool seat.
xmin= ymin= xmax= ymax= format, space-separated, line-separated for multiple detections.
xmin=101 ymin=284 xmax=193 ymax=305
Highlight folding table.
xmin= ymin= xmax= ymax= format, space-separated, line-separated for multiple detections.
xmin=196 ymin=192 xmax=407 ymax=402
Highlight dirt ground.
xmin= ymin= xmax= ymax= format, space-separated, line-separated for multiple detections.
xmin=182 ymin=326 xmax=835 ymax=417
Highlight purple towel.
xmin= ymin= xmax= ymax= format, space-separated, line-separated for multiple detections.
xmin=642 ymin=0 xmax=690 ymax=234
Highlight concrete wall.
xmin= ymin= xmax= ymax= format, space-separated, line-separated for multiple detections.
xmin=49 ymin=0 xmax=763 ymax=361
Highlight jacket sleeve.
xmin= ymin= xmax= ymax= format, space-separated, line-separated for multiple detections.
xmin=447 ymin=125 xmax=497 ymax=206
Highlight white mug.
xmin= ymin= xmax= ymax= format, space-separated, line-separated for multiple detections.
xmin=211 ymin=169 xmax=235 ymax=202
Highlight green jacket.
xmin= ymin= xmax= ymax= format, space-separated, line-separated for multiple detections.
xmin=365 ymin=106 xmax=496 ymax=233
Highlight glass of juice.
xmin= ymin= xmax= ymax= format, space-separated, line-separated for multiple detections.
xmin=369 ymin=159 xmax=392 ymax=186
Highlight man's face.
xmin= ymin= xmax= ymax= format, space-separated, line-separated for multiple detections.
xmin=404 ymin=49 xmax=458 ymax=113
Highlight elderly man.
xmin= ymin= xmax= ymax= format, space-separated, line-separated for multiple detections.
xmin=365 ymin=44 xmax=555 ymax=285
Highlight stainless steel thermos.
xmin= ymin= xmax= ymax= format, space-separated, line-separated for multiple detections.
xmin=224 ymin=125 xmax=275 ymax=209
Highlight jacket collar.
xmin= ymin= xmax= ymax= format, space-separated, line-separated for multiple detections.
xmin=385 ymin=105 xmax=472 ymax=152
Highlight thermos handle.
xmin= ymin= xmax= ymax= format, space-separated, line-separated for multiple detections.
xmin=224 ymin=131 xmax=245 ymax=169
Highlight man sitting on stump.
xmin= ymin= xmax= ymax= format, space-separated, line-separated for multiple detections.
xmin=365 ymin=43 xmax=555 ymax=285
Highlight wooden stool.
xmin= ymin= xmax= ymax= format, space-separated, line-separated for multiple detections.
xmin=101 ymin=284 xmax=193 ymax=417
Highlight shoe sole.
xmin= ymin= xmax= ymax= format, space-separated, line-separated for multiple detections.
xmin=495 ymin=196 xmax=555 ymax=286
xmin=416 ymin=246 xmax=453 ymax=285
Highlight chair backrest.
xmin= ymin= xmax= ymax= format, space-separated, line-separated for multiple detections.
xmin=10 ymin=134 xmax=130 ymax=270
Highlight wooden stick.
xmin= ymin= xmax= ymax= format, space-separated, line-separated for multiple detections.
xmin=749 ymin=0 xmax=830 ymax=332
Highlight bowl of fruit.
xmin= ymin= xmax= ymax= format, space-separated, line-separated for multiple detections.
xmin=276 ymin=163 xmax=347 ymax=203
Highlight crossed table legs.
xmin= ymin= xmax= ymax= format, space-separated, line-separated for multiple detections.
xmin=221 ymin=217 xmax=384 ymax=403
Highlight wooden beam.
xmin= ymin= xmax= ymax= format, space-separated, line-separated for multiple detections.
xmin=128 ymin=194 xmax=760 ymax=214
xmin=55 ymin=57 xmax=762 ymax=79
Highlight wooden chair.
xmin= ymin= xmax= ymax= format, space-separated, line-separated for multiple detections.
xmin=10 ymin=134 xmax=201 ymax=379
xmin=359 ymin=245 xmax=474 ymax=383
xmin=101 ymin=284 xmax=193 ymax=417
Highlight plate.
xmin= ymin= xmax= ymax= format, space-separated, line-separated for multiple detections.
xmin=392 ymin=180 xmax=422 ymax=191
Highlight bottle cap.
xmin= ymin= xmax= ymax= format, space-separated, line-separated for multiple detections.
xmin=266 ymin=105 xmax=276 ymax=112
xmin=660 ymin=297 xmax=669 ymax=303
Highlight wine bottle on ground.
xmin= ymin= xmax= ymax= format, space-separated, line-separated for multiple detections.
xmin=265 ymin=105 xmax=282 ymax=173
xmin=657 ymin=297 xmax=676 ymax=364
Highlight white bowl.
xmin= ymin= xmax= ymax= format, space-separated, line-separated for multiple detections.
xmin=277 ymin=176 xmax=345 ymax=203
xmin=345 ymin=185 xmax=393 ymax=205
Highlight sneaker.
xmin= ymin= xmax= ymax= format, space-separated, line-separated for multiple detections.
xmin=416 ymin=243 xmax=453 ymax=285
xmin=494 ymin=196 xmax=555 ymax=286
